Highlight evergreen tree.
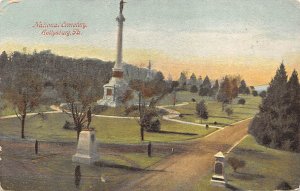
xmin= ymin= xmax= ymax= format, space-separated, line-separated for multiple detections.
xmin=239 ymin=80 xmax=250 ymax=94
xmin=249 ymin=63 xmax=300 ymax=152
xmin=196 ymin=100 xmax=209 ymax=123
xmin=199 ymin=76 xmax=211 ymax=96
xmin=189 ymin=73 xmax=197 ymax=86
xmin=286 ymin=70 xmax=300 ymax=151
xmin=217 ymin=76 xmax=232 ymax=104
xmin=178 ymin=72 xmax=187 ymax=90
xmin=211 ymin=80 xmax=219 ymax=97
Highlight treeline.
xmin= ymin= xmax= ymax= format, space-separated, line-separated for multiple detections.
xmin=0 ymin=50 xmax=152 ymax=102
xmin=176 ymin=72 xmax=251 ymax=101
xmin=249 ymin=63 xmax=300 ymax=152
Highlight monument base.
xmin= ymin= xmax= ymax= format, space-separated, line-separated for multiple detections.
xmin=72 ymin=130 xmax=99 ymax=165
xmin=97 ymin=76 xmax=129 ymax=108
xmin=211 ymin=175 xmax=227 ymax=186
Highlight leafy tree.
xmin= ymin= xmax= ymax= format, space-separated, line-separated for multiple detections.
xmin=3 ymin=70 xmax=43 ymax=138
xmin=227 ymin=157 xmax=246 ymax=172
xmin=199 ymin=76 xmax=211 ymax=96
xmin=196 ymin=100 xmax=209 ymax=123
xmin=58 ymin=73 xmax=98 ymax=141
xmin=140 ymin=108 xmax=161 ymax=132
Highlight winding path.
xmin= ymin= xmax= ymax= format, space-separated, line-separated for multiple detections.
xmin=117 ymin=118 xmax=251 ymax=191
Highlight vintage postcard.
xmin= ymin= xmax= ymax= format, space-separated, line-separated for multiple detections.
xmin=0 ymin=0 xmax=299 ymax=190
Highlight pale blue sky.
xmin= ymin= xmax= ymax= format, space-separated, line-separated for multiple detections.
xmin=0 ymin=0 xmax=300 ymax=58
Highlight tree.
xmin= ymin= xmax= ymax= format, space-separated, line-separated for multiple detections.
xmin=128 ymin=74 xmax=169 ymax=141
xmin=189 ymin=73 xmax=197 ymax=86
xmin=225 ymin=107 xmax=233 ymax=118
xmin=249 ymin=63 xmax=300 ymax=152
xmin=0 ymin=51 xmax=8 ymax=68
xmin=140 ymin=108 xmax=161 ymax=132
xmin=227 ymin=157 xmax=246 ymax=172
xmin=259 ymin=90 xmax=267 ymax=98
xmin=196 ymin=100 xmax=209 ymax=123
xmin=239 ymin=80 xmax=250 ymax=94
xmin=211 ymin=80 xmax=219 ymax=97
xmin=178 ymin=72 xmax=187 ymax=90
xmin=199 ymin=76 xmax=211 ymax=96
xmin=58 ymin=73 xmax=98 ymax=141
xmin=217 ymin=76 xmax=232 ymax=110
xmin=4 ymin=70 xmax=43 ymax=138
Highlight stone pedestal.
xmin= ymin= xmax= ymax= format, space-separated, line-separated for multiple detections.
xmin=72 ymin=130 xmax=99 ymax=165
xmin=211 ymin=151 xmax=227 ymax=185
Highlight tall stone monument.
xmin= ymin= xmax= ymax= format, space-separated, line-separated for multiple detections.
xmin=97 ymin=0 xmax=129 ymax=107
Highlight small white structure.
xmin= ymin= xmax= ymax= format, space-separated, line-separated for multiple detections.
xmin=72 ymin=130 xmax=99 ymax=165
xmin=211 ymin=151 xmax=227 ymax=185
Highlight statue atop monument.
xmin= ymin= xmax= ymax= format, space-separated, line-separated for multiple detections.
xmin=120 ymin=0 xmax=126 ymax=14
xmin=97 ymin=0 xmax=129 ymax=107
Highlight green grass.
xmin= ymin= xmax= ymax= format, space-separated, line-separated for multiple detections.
xmin=166 ymin=95 xmax=261 ymax=127
xmin=159 ymin=91 xmax=201 ymax=105
xmin=194 ymin=174 xmax=229 ymax=191
xmin=1 ymin=146 xmax=166 ymax=191
xmin=225 ymin=136 xmax=300 ymax=190
xmin=0 ymin=99 xmax=53 ymax=116
xmin=0 ymin=113 xmax=215 ymax=143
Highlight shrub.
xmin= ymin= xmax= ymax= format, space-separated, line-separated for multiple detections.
xmin=276 ymin=181 xmax=292 ymax=190
xmin=227 ymin=157 xmax=246 ymax=172
xmin=92 ymin=105 xmax=108 ymax=114
xmin=259 ymin=90 xmax=267 ymax=98
xmin=238 ymin=98 xmax=246 ymax=105
xmin=252 ymin=90 xmax=258 ymax=97
xmin=225 ymin=107 xmax=233 ymax=117
xmin=63 ymin=121 xmax=75 ymax=130
xmin=190 ymin=85 xmax=198 ymax=93
xmin=140 ymin=109 xmax=161 ymax=132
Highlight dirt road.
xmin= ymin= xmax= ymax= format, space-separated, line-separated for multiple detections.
xmin=118 ymin=119 xmax=251 ymax=191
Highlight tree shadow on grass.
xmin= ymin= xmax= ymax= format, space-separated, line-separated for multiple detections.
xmin=94 ymin=161 xmax=165 ymax=172
xmin=158 ymin=130 xmax=198 ymax=136
xmin=230 ymin=172 xmax=265 ymax=181
xmin=233 ymin=148 xmax=277 ymax=160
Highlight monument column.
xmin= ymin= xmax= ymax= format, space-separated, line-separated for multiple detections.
xmin=97 ymin=0 xmax=129 ymax=107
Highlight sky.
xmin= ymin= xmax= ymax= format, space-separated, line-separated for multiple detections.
xmin=0 ymin=0 xmax=300 ymax=85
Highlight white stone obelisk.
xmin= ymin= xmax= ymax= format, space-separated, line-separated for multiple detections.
xmin=97 ymin=0 xmax=128 ymax=107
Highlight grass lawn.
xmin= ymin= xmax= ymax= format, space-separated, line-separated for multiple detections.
xmin=225 ymin=136 xmax=300 ymax=190
xmin=166 ymin=95 xmax=261 ymax=127
xmin=159 ymin=91 xmax=201 ymax=105
xmin=0 ymin=99 xmax=53 ymax=116
xmin=0 ymin=140 xmax=168 ymax=191
xmin=0 ymin=113 xmax=215 ymax=143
